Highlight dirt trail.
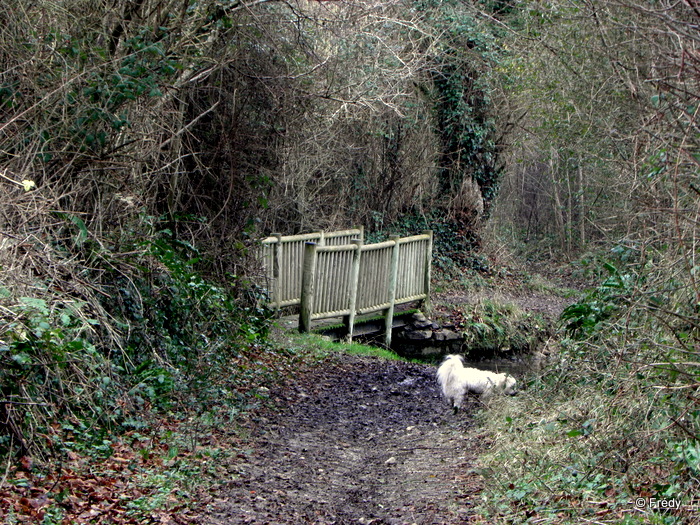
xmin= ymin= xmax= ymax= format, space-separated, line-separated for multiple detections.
xmin=203 ymin=355 xmax=483 ymax=524
xmin=434 ymin=289 xmax=573 ymax=321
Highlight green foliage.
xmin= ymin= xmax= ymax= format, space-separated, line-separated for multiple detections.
xmin=0 ymin=216 xmax=273 ymax=459
xmin=67 ymin=31 xmax=179 ymax=153
xmin=561 ymin=261 xmax=635 ymax=338
xmin=103 ymin=228 xmax=272 ymax=406
xmin=0 ymin=294 xmax=119 ymax=456
xmin=670 ymin=439 xmax=700 ymax=479
xmin=5 ymin=25 xmax=181 ymax=165
xmin=431 ymin=61 xmax=500 ymax=204
xmin=453 ymin=298 xmax=549 ymax=357
xmin=290 ymin=333 xmax=406 ymax=362
xmin=369 ymin=211 xmax=483 ymax=278
xmin=476 ymin=239 xmax=700 ymax=522
xmin=419 ymin=0 xmax=503 ymax=212
xmin=477 ymin=352 xmax=699 ymax=523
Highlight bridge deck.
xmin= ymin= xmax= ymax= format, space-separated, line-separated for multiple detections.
xmin=277 ymin=303 xmax=418 ymax=340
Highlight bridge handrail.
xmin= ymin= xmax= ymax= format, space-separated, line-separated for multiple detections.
xmin=260 ymin=227 xmax=364 ymax=308
xmin=299 ymin=231 xmax=433 ymax=346
xmin=260 ymin=227 xmax=363 ymax=246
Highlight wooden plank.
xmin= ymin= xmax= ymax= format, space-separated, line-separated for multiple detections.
xmin=315 ymin=243 xmax=358 ymax=253
xmin=362 ymin=239 xmax=395 ymax=252
xmin=397 ymin=232 xmax=431 ymax=244
xmin=346 ymin=239 xmax=362 ymax=341
xmin=261 ymin=231 xmax=322 ymax=244
xmin=272 ymin=233 xmax=282 ymax=309
xmin=422 ymin=230 xmax=433 ymax=313
xmin=324 ymin=227 xmax=363 ymax=243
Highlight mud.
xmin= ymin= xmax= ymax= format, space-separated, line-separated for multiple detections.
xmin=203 ymin=355 xmax=483 ymax=524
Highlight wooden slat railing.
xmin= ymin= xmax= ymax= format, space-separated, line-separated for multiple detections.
xmin=299 ymin=231 xmax=433 ymax=346
xmin=261 ymin=228 xmax=364 ymax=308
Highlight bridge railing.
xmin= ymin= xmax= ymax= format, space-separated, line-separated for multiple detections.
xmin=261 ymin=228 xmax=364 ymax=308
xmin=299 ymin=231 xmax=433 ymax=346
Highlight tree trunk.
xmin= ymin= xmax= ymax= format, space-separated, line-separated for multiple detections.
xmin=549 ymin=148 xmax=566 ymax=254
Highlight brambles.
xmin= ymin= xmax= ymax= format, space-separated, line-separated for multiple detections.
xmin=0 ymin=213 xmax=274 ymax=458
xmin=561 ymin=261 xmax=635 ymax=338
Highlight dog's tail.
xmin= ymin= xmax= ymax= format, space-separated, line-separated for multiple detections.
xmin=436 ymin=354 xmax=463 ymax=386
xmin=436 ymin=354 xmax=466 ymax=411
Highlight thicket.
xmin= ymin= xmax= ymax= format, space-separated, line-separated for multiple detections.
xmin=2 ymin=0 xmax=699 ymax=521
xmin=0 ymin=0 xmax=504 ymax=467
xmin=477 ymin=1 xmax=700 ymax=522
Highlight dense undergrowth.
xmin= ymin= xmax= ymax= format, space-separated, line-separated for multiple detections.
xmin=366 ymin=211 xmax=482 ymax=276
xmin=1 ymin=219 xmax=267 ymax=452
xmin=475 ymin=245 xmax=700 ymax=524
xmin=0 ymin=193 xmax=279 ymax=522
xmin=460 ymin=299 xmax=549 ymax=356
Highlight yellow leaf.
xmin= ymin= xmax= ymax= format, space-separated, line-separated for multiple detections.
xmin=22 ymin=179 xmax=36 ymax=191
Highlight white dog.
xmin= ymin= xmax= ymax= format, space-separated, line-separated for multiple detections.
xmin=436 ymin=354 xmax=517 ymax=410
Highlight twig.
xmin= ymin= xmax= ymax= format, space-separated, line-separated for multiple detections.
xmin=0 ymin=400 xmax=50 ymax=406
xmin=0 ymin=436 xmax=13 ymax=489
xmin=651 ymin=384 xmax=700 ymax=390
xmin=157 ymin=101 xmax=220 ymax=150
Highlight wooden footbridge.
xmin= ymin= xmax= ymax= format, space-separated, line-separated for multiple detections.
xmin=261 ymin=228 xmax=433 ymax=346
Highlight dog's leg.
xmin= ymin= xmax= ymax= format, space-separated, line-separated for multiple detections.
xmin=452 ymin=392 xmax=467 ymax=414
xmin=450 ymin=396 xmax=460 ymax=414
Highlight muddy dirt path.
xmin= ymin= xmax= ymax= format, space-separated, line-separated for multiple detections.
xmin=202 ymin=355 xmax=483 ymax=525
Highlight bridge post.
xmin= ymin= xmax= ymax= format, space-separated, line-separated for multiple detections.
xmin=271 ymin=233 xmax=282 ymax=311
xmin=422 ymin=230 xmax=433 ymax=314
xmin=355 ymin=225 xmax=365 ymax=243
xmin=299 ymin=242 xmax=318 ymax=333
xmin=384 ymin=235 xmax=400 ymax=348
xmin=344 ymin=238 xmax=363 ymax=341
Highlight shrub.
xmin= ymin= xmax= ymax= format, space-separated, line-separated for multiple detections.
xmin=475 ymin=249 xmax=700 ymax=524
xmin=0 ymin=208 xmax=272 ymax=460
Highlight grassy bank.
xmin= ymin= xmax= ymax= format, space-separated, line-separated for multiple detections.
xmin=475 ymin=356 xmax=698 ymax=524
xmin=471 ymin=268 xmax=700 ymax=524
